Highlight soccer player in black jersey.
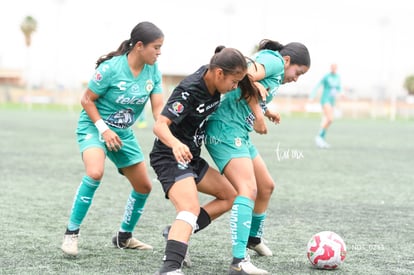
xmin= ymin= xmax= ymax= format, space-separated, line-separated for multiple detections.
xmin=150 ymin=46 xmax=258 ymax=275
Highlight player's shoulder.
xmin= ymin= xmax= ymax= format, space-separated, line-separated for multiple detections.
xmin=178 ymin=65 xmax=208 ymax=92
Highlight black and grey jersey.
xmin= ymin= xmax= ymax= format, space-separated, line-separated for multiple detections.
xmin=153 ymin=65 xmax=221 ymax=156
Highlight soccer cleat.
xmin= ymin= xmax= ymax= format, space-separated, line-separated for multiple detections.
xmin=112 ymin=231 xmax=153 ymax=250
xmin=61 ymin=232 xmax=79 ymax=256
xmin=162 ymin=225 xmax=192 ymax=267
xmin=154 ymin=269 xmax=184 ymax=275
xmin=247 ymin=240 xmax=273 ymax=256
xmin=315 ymin=136 xmax=330 ymax=149
xmin=229 ymin=256 xmax=269 ymax=275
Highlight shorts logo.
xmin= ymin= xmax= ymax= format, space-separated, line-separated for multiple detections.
xmin=177 ymin=162 xmax=188 ymax=170
xmin=85 ymin=133 xmax=93 ymax=140
xmin=235 ymin=138 xmax=242 ymax=147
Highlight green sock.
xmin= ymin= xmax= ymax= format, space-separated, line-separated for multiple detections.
xmin=250 ymin=212 xmax=266 ymax=239
xmin=231 ymin=196 xmax=254 ymax=259
xmin=68 ymin=176 xmax=100 ymax=231
xmin=120 ymin=190 xmax=149 ymax=232
xmin=319 ymin=128 xmax=327 ymax=138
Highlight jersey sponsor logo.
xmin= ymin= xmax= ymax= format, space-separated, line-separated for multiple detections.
xmin=196 ymin=101 xmax=219 ymax=114
xmin=115 ymin=94 xmax=147 ymax=105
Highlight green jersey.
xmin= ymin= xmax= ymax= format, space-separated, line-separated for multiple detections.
xmin=78 ymin=54 xmax=163 ymax=130
xmin=311 ymin=72 xmax=341 ymax=105
xmin=207 ymin=49 xmax=284 ymax=132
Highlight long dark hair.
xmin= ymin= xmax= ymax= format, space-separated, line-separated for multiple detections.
xmin=210 ymin=46 xmax=258 ymax=101
xmin=258 ymin=39 xmax=311 ymax=67
xmin=95 ymin=21 xmax=164 ymax=68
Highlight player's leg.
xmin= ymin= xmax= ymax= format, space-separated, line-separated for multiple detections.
xmin=196 ymin=166 xmax=237 ymax=224
xmin=316 ymin=102 xmax=334 ymax=148
xmin=112 ymin=161 xmax=153 ymax=250
xmin=158 ymin=177 xmax=200 ymax=274
xmin=321 ymin=103 xmax=334 ymax=136
xmin=61 ymin=147 xmax=105 ymax=256
xmin=224 ymin=158 xmax=269 ymax=274
xmin=247 ymin=154 xmax=275 ymax=256
xmin=161 ymin=163 xmax=236 ymax=269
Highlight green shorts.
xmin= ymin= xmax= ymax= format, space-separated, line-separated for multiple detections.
xmin=321 ymin=95 xmax=336 ymax=106
xmin=205 ymin=120 xmax=258 ymax=173
xmin=76 ymin=122 xmax=144 ymax=169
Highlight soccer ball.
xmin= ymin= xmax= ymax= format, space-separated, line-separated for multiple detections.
xmin=307 ymin=231 xmax=346 ymax=269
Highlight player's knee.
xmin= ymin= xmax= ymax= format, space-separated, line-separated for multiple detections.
xmin=176 ymin=211 xmax=198 ymax=233
xmin=132 ymin=180 xmax=152 ymax=193
xmin=266 ymin=179 xmax=275 ymax=194
xmin=215 ymin=187 xmax=237 ymax=211
xmin=86 ymin=169 xmax=104 ymax=181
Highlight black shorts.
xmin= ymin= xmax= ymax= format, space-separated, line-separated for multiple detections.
xmin=150 ymin=150 xmax=209 ymax=199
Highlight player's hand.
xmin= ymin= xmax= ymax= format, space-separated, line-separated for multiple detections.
xmin=266 ymin=111 xmax=281 ymax=124
xmin=172 ymin=141 xmax=193 ymax=165
xmin=102 ymin=130 xmax=123 ymax=151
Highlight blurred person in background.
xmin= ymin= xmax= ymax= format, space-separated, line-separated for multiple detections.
xmin=309 ymin=63 xmax=342 ymax=148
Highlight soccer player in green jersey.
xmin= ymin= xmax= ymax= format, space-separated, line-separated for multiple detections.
xmin=310 ymin=63 xmax=342 ymax=148
xmin=205 ymin=39 xmax=311 ymax=275
xmin=61 ymin=22 xmax=164 ymax=257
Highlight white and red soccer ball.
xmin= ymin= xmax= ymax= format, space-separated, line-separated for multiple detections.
xmin=307 ymin=231 xmax=347 ymax=269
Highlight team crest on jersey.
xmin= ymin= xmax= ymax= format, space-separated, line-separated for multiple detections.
xmin=146 ymin=80 xmax=154 ymax=93
xmin=234 ymin=138 xmax=242 ymax=147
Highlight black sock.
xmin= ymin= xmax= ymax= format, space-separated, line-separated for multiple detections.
xmin=194 ymin=207 xmax=211 ymax=233
xmin=232 ymin=257 xmax=244 ymax=265
xmin=248 ymin=236 xmax=261 ymax=245
xmin=65 ymin=228 xmax=79 ymax=235
xmin=117 ymin=231 xmax=132 ymax=242
xmin=159 ymin=240 xmax=187 ymax=272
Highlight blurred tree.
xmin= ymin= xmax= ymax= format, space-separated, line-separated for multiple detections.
xmin=403 ymin=75 xmax=414 ymax=95
xmin=20 ymin=16 xmax=37 ymax=47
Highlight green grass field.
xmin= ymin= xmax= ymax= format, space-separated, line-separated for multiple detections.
xmin=0 ymin=108 xmax=413 ymax=275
